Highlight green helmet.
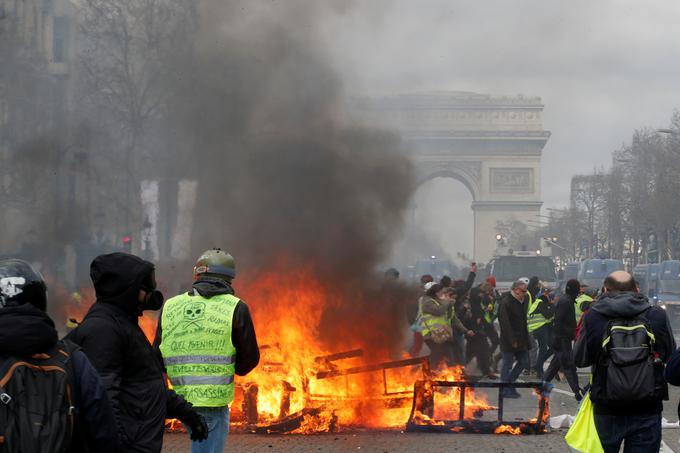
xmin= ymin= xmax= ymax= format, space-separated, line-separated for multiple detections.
xmin=193 ymin=248 xmax=236 ymax=281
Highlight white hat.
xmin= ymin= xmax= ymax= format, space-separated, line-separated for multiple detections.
xmin=519 ymin=277 xmax=530 ymax=285
xmin=424 ymin=281 xmax=437 ymax=291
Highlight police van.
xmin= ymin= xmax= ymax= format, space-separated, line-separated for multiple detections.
xmin=656 ymin=261 xmax=680 ymax=340
xmin=578 ymin=259 xmax=624 ymax=292
xmin=486 ymin=252 xmax=557 ymax=294
xmin=633 ymin=263 xmax=660 ymax=299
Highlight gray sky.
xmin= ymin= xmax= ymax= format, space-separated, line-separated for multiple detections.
xmin=319 ymin=0 xmax=680 ymax=260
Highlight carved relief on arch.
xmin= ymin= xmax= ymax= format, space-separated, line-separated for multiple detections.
xmin=415 ymin=160 xmax=482 ymax=200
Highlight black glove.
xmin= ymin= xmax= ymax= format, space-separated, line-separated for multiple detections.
xmin=182 ymin=410 xmax=209 ymax=442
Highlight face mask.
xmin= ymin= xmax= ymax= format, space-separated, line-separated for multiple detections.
xmin=142 ymin=288 xmax=164 ymax=311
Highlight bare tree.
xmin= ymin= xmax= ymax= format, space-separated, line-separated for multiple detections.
xmin=570 ymin=172 xmax=608 ymax=257
xmin=77 ymin=0 xmax=196 ymax=229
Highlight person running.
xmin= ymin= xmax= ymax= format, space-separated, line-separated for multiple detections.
xmin=465 ymin=281 xmax=497 ymax=378
xmin=498 ymin=279 xmax=531 ymax=398
xmin=420 ymin=283 xmax=473 ymax=368
xmin=542 ymin=279 xmax=582 ymax=400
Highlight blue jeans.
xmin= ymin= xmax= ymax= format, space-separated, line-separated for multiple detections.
xmin=188 ymin=406 xmax=230 ymax=453
xmin=500 ymin=350 xmax=529 ymax=384
xmin=532 ymin=325 xmax=552 ymax=377
xmin=593 ymin=413 xmax=661 ymax=453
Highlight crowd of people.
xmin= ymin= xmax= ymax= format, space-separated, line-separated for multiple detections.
xmin=0 ymin=250 xmax=259 ymax=453
xmin=404 ymin=264 xmax=680 ymax=452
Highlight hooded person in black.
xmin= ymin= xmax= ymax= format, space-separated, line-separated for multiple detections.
xmin=542 ymin=279 xmax=581 ymax=399
xmin=0 ymin=258 xmax=118 ymax=453
xmin=574 ymin=271 xmax=675 ymax=453
xmin=464 ymin=282 xmax=496 ymax=378
xmin=66 ymin=253 xmax=208 ymax=453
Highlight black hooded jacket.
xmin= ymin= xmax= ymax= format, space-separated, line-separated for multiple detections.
xmin=574 ymin=291 xmax=675 ymax=415
xmin=550 ymin=293 xmax=577 ymax=347
xmin=154 ymin=277 xmax=260 ymax=377
xmin=0 ymin=303 xmax=118 ymax=452
xmin=66 ymin=253 xmax=194 ymax=453
xmin=528 ymin=276 xmax=541 ymax=300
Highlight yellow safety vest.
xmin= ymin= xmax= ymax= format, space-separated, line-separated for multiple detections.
xmin=419 ymin=296 xmax=450 ymax=338
xmin=527 ymin=293 xmax=552 ymax=333
xmin=575 ymin=294 xmax=593 ymax=323
xmin=483 ymin=297 xmax=498 ymax=324
xmin=159 ymin=292 xmax=239 ymax=407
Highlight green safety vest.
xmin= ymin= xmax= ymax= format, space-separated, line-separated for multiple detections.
xmin=419 ymin=296 xmax=450 ymax=338
xmin=575 ymin=294 xmax=593 ymax=323
xmin=159 ymin=292 xmax=239 ymax=407
xmin=527 ymin=293 xmax=552 ymax=333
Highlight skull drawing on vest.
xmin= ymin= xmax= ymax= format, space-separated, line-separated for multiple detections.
xmin=183 ymin=301 xmax=206 ymax=329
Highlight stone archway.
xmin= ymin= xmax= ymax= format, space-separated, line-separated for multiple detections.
xmin=352 ymin=91 xmax=550 ymax=263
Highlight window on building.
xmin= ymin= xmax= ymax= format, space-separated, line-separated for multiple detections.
xmin=53 ymin=16 xmax=68 ymax=63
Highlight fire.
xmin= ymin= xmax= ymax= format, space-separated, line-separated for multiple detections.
xmin=494 ymin=425 xmax=522 ymax=435
xmin=61 ymin=257 xmax=495 ymax=433
xmin=62 ymin=285 xmax=160 ymax=343
xmin=229 ymin=260 xmax=493 ymax=432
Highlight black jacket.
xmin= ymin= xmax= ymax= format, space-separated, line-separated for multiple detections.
xmin=531 ymin=295 xmax=555 ymax=320
xmin=663 ymin=346 xmax=680 ymax=421
xmin=66 ymin=253 xmax=194 ymax=453
xmin=498 ymin=291 xmax=530 ymax=352
xmin=467 ymin=286 xmax=491 ymax=332
xmin=574 ymin=291 xmax=675 ymax=415
xmin=550 ymin=293 xmax=577 ymax=347
xmin=452 ymin=271 xmax=476 ymax=300
xmin=154 ymin=277 xmax=260 ymax=377
xmin=0 ymin=303 xmax=118 ymax=453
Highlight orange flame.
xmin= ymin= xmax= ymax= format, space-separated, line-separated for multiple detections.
xmin=494 ymin=425 xmax=522 ymax=435
xmin=62 ymin=285 xmax=160 ymax=343
xmin=228 ymin=260 xmax=493 ymax=432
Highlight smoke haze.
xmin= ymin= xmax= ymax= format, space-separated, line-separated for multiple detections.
xmin=158 ymin=0 xmax=416 ymax=352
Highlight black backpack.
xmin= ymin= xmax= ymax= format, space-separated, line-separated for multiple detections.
xmin=0 ymin=341 xmax=77 ymax=453
xmin=591 ymin=313 xmax=666 ymax=404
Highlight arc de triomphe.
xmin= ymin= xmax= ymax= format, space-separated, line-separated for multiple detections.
xmin=352 ymin=91 xmax=551 ymax=263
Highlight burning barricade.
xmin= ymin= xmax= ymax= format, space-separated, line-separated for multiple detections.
xmin=62 ymin=261 xmax=549 ymax=435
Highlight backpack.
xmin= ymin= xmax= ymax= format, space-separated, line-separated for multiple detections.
xmin=591 ymin=313 xmax=666 ymax=404
xmin=0 ymin=341 xmax=77 ymax=453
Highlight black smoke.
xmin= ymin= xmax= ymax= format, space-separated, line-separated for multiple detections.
xmin=161 ymin=0 xmax=416 ymax=352
xmin=165 ymin=1 xmax=414 ymax=279
xmin=4 ymin=0 xmax=418 ymax=350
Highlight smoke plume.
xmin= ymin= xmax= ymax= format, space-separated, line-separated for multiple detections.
xmin=3 ymin=0 xmax=417 ymax=352
xmin=162 ymin=0 xmax=416 ymax=353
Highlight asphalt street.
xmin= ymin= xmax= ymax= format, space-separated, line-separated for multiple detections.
xmin=161 ymin=372 xmax=680 ymax=452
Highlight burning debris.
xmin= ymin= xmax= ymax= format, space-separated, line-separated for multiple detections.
xmin=407 ymin=381 xmax=550 ymax=435
xmin=229 ymin=345 xmax=433 ymax=433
